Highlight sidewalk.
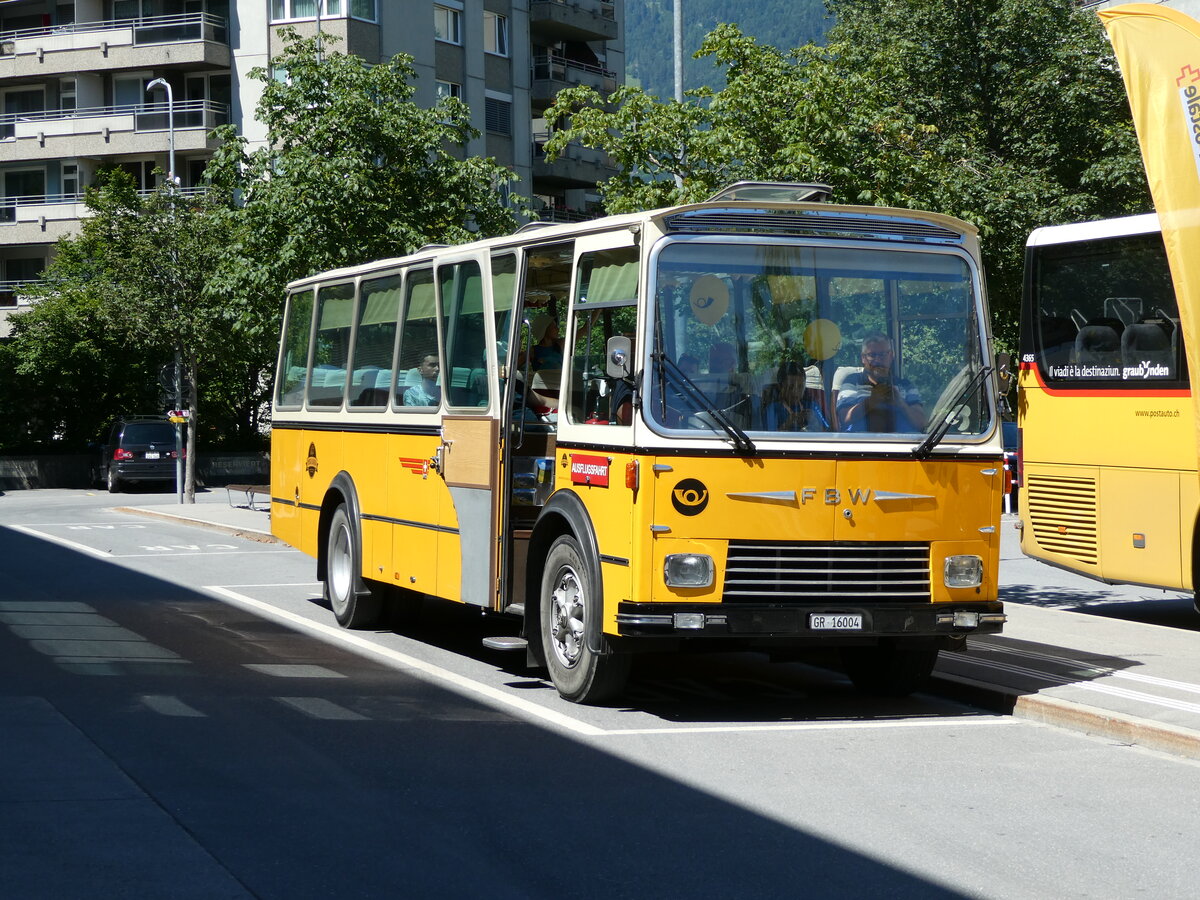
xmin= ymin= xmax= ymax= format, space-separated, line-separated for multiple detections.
xmin=122 ymin=500 xmax=1200 ymax=760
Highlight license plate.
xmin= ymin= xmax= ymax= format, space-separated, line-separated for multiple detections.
xmin=144 ymin=451 xmax=160 ymax=459
xmin=809 ymin=613 xmax=863 ymax=630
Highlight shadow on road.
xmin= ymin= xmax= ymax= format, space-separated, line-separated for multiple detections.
xmin=1 ymin=525 xmax=972 ymax=899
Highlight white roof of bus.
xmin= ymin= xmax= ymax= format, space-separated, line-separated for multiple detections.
xmin=286 ymin=198 xmax=979 ymax=292
xmin=1026 ymin=212 xmax=1159 ymax=247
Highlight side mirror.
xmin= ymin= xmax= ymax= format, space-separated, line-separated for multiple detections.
xmin=995 ymin=352 xmax=1014 ymax=394
xmin=606 ymin=335 xmax=632 ymax=379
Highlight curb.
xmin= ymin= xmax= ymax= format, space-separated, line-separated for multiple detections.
xmin=116 ymin=506 xmax=278 ymax=544
xmin=930 ymin=671 xmax=1200 ymax=761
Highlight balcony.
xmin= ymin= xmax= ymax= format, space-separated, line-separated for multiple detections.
xmin=0 ymin=186 xmax=205 ymax=244
xmin=532 ymin=132 xmax=616 ymax=189
xmin=0 ymin=13 xmax=230 ymax=78
xmin=0 ymin=278 xmax=38 ymax=307
xmin=529 ymin=0 xmax=618 ymax=42
xmin=531 ymin=53 xmax=617 ymax=112
xmin=0 ymin=100 xmax=227 ymax=163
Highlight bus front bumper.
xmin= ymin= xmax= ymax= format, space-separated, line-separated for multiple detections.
xmin=615 ymin=601 xmax=1005 ymax=641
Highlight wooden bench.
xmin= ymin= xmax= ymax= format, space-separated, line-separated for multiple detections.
xmin=226 ymin=483 xmax=270 ymax=511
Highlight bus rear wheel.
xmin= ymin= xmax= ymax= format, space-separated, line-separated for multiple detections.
xmin=841 ymin=642 xmax=940 ymax=698
xmin=540 ymin=535 xmax=630 ymax=704
xmin=324 ymin=504 xmax=382 ymax=629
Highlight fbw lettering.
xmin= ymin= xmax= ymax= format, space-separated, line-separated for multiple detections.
xmin=799 ymin=488 xmax=872 ymax=505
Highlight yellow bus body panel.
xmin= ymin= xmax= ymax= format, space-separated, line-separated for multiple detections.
xmin=1020 ymin=368 xmax=1198 ymax=590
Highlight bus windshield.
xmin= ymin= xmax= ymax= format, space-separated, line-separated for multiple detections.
xmin=646 ymin=240 xmax=990 ymax=440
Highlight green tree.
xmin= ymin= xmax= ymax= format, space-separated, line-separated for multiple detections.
xmin=205 ymin=29 xmax=523 ymax=314
xmin=546 ymin=1 xmax=1149 ymax=348
xmin=10 ymin=168 xmax=252 ymax=498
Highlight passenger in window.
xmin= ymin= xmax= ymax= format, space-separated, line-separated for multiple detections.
xmin=403 ymin=354 xmax=441 ymax=407
xmin=763 ymin=361 xmax=830 ymax=432
xmin=836 ymin=334 xmax=926 ymax=433
xmin=529 ymin=313 xmax=565 ymax=370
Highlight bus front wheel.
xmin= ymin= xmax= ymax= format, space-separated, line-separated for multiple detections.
xmin=841 ymin=642 xmax=939 ymax=698
xmin=324 ymin=505 xmax=382 ymax=629
xmin=539 ymin=535 xmax=630 ymax=704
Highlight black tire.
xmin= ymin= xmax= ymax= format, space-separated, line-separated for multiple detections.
xmin=324 ymin=505 xmax=383 ymax=629
xmin=106 ymin=466 xmax=122 ymax=494
xmin=539 ymin=535 xmax=630 ymax=704
xmin=841 ymin=642 xmax=940 ymax=697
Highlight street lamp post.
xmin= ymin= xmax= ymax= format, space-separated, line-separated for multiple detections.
xmin=146 ymin=77 xmax=184 ymax=503
xmin=145 ymin=78 xmax=175 ymax=188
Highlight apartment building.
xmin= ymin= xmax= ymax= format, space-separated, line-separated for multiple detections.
xmin=0 ymin=0 xmax=623 ymax=336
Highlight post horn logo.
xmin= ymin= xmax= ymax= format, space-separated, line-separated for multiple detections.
xmin=305 ymin=442 xmax=318 ymax=478
xmin=671 ymin=478 xmax=709 ymax=515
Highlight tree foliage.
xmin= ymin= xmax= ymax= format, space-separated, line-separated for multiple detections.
xmin=547 ymin=0 xmax=1150 ymax=348
xmin=205 ymin=29 xmax=523 ymax=314
xmin=1 ymin=30 xmax=522 ymax=474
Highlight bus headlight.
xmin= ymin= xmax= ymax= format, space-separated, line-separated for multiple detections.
xmin=664 ymin=553 xmax=714 ymax=588
xmin=944 ymin=555 xmax=983 ymax=588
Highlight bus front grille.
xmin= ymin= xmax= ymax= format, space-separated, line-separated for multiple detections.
xmin=722 ymin=541 xmax=931 ymax=604
xmin=1025 ymin=474 xmax=1098 ymax=565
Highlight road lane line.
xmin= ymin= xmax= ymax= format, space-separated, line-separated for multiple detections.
xmin=141 ymin=695 xmax=206 ymax=718
xmin=204 ymin=586 xmax=608 ymax=737
xmin=276 ymin=697 xmax=369 ymax=721
xmin=206 ymin=587 xmax=1014 ymax=738
xmin=603 ymin=718 xmax=1017 ymax=736
xmin=8 ymin=525 xmax=114 ymax=558
xmin=956 ymin=656 xmax=1200 ymax=717
xmin=973 ymin=642 xmax=1200 ymax=697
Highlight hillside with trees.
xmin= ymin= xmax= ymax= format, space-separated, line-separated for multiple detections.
xmin=624 ymin=0 xmax=831 ymax=97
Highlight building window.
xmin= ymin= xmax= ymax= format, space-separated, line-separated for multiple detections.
xmin=436 ymin=81 xmax=462 ymax=100
xmin=434 ymin=5 xmax=461 ymax=44
xmin=485 ymin=95 xmax=512 ymax=135
xmin=62 ymin=163 xmax=78 ymax=196
xmin=349 ymin=0 xmax=377 ymax=20
xmin=270 ymin=1 xmax=347 ymax=21
xmin=484 ymin=11 xmax=509 ymax=57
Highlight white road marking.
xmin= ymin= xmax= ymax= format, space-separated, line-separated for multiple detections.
xmin=974 ymin=642 xmax=1200 ymax=697
xmin=206 ymin=585 xmax=607 ymax=737
xmin=8 ymin=525 xmax=113 ymax=558
xmin=206 ymin=586 xmax=1011 ymax=738
xmin=276 ymin=697 xmax=368 ymax=721
xmin=959 ymin=655 xmax=1200 ymax=717
xmin=604 ymin=718 xmax=1017 ymax=737
xmin=141 ymin=695 xmax=206 ymax=718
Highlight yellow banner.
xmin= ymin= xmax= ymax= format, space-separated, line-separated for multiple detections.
xmin=1101 ymin=4 xmax=1200 ymax=454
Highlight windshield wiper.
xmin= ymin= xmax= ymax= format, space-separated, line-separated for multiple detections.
xmin=652 ymin=351 xmax=756 ymax=454
xmin=913 ymin=365 xmax=992 ymax=459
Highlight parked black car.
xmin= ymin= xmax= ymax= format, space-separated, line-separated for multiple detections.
xmin=1002 ymin=420 xmax=1020 ymax=510
xmin=94 ymin=417 xmax=182 ymax=493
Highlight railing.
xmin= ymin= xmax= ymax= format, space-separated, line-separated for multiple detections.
xmin=0 ymin=186 xmax=206 ymax=223
xmin=536 ymin=206 xmax=598 ymax=224
xmin=535 ymin=0 xmax=616 ymax=23
xmin=532 ymin=132 xmax=610 ymax=165
xmin=0 ymin=13 xmax=227 ymax=51
xmin=532 ymin=52 xmax=615 ymax=83
xmin=0 ymin=280 xmax=39 ymax=306
xmin=0 ymin=100 xmax=229 ymax=139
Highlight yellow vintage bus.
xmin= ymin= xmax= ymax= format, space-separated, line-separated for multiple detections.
xmin=271 ymin=183 xmax=1007 ymax=703
xmin=1019 ymin=214 xmax=1197 ymax=600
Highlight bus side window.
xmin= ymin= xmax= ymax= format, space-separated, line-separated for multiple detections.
xmin=395 ymin=269 xmax=439 ymax=409
xmin=307 ymin=282 xmax=355 ymax=409
xmin=276 ymin=289 xmax=314 ymax=409
xmin=349 ymin=273 xmax=401 ymax=408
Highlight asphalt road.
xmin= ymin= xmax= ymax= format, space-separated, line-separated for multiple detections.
xmin=3 ymin=489 xmax=1200 ymax=899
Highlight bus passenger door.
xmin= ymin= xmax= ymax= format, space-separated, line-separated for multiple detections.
xmin=434 ymin=258 xmax=497 ymax=606
xmin=439 ymin=416 xmax=500 ymax=606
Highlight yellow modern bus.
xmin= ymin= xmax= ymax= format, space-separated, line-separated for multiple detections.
xmin=270 ymin=182 xmax=1007 ymax=703
xmin=1018 ymin=214 xmax=1197 ymax=599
